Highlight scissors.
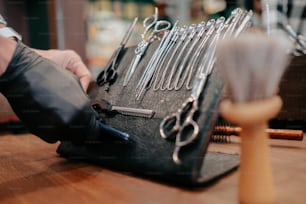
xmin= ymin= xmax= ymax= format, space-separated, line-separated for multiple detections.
xmin=159 ymin=20 xmax=224 ymax=165
xmin=96 ymin=17 xmax=138 ymax=91
xmin=123 ymin=8 xmax=171 ymax=87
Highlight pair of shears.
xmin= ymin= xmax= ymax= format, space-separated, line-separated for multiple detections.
xmin=96 ymin=17 xmax=138 ymax=91
xmin=159 ymin=20 xmax=225 ymax=165
xmin=123 ymin=8 xmax=171 ymax=87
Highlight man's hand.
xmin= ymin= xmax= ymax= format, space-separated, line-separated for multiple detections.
xmin=33 ymin=49 xmax=92 ymax=91
xmin=0 ymin=41 xmax=105 ymax=144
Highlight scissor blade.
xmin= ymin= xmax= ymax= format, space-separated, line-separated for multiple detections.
xmin=191 ymin=74 xmax=208 ymax=99
xmin=121 ymin=17 xmax=138 ymax=46
xmin=123 ymin=54 xmax=141 ymax=87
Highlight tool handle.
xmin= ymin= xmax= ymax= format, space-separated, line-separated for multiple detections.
xmin=91 ymin=99 xmax=112 ymax=114
xmin=266 ymin=128 xmax=303 ymax=140
xmin=97 ymin=121 xmax=130 ymax=142
xmin=214 ymin=126 xmax=304 ymax=141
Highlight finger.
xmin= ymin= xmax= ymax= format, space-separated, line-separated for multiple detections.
xmin=63 ymin=51 xmax=92 ymax=91
xmin=79 ymin=73 xmax=92 ymax=91
xmin=69 ymin=60 xmax=92 ymax=91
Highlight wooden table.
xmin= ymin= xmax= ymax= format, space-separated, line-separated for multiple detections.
xmin=0 ymin=133 xmax=305 ymax=204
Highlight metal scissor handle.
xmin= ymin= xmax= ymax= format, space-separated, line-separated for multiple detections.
xmin=97 ymin=68 xmax=117 ymax=86
xmin=155 ymin=20 xmax=171 ymax=32
xmin=133 ymin=20 xmax=171 ymax=65
xmin=159 ymin=97 xmax=200 ymax=164
xmin=142 ymin=20 xmax=171 ymax=43
xmin=96 ymin=51 xmax=119 ymax=87
xmin=142 ymin=7 xmax=158 ymax=35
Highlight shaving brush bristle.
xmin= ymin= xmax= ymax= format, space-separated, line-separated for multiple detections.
xmin=216 ymin=32 xmax=292 ymax=102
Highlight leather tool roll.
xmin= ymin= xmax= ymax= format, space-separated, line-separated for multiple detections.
xmin=56 ymin=41 xmax=240 ymax=187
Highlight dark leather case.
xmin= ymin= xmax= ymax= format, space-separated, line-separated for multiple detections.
xmin=56 ymin=41 xmax=239 ymax=187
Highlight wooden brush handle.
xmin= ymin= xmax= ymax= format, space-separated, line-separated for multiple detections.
xmin=214 ymin=126 xmax=304 ymax=141
xmin=220 ymin=96 xmax=282 ymax=204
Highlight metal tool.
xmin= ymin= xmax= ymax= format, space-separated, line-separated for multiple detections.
xmin=134 ymin=29 xmax=172 ymax=101
xmin=159 ymin=69 xmax=208 ymax=164
xmin=92 ymin=99 xmax=155 ymax=118
xmin=123 ymin=8 xmax=171 ymax=86
xmin=159 ymin=18 xmax=225 ymax=165
xmin=151 ymin=25 xmax=181 ymax=91
xmin=159 ymin=90 xmax=200 ymax=164
xmin=219 ymin=8 xmax=243 ymax=39
xmin=183 ymin=9 xmax=251 ymax=91
xmin=281 ymin=23 xmax=306 ymax=55
xmin=135 ymin=22 xmax=181 ymax=100
xmin=165 ymin=24 xmax=197 ymax=90
xmin=158 ymin=26 xmax=189 ymax=91
xmin=233 ymin=10 xmax=253 ymax=37
xmin=171 ymin=22 xmax=206 ymax=90
xmin=184 ymin=18 xmax=218 ymax=90
xmin=96 ymin=17 xmax=138 ymax=91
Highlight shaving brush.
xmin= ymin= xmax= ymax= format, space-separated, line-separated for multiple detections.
xmin=216 ymin=32 xmax=292 ymax=204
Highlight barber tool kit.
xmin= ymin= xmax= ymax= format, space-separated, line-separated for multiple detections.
xmin=57 ymin=7 xmax=305 ymax=187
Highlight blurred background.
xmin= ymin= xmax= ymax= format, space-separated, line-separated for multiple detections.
xmin=0 ymin=0 xmax=242 ymax=127
xmin=0 ymin=0 xmax=246 ymax=69
xmin=0 ymin=0 xmax=269 ymax=126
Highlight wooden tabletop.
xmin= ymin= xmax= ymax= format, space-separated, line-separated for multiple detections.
xmin=0 ymin=133 xmax=305 ymax=204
